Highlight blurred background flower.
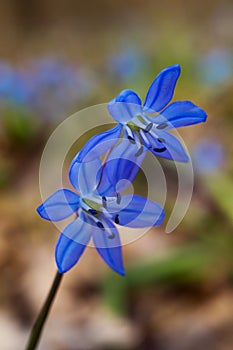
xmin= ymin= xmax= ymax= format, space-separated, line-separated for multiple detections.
xmin=192 ymin=138 xmax=225 ymax=174
xmin=25 ymin=56 xmax=96 ymax=121
xmin=106 ymin=45 xmax=146 ymax=82
xmin=196 ymin=49 xmax=233 ymax=86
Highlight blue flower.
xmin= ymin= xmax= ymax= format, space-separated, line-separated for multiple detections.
xmin=37 ymin=157 xmax=164 ymax=275
xmin=76 ymin=65 xmax=207 ymax=163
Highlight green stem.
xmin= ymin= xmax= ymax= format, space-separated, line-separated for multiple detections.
xmin=25 ymin=271 xmax=63 ymax=350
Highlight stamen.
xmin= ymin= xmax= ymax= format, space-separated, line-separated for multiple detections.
xmin=158 ymin=138 xmax=165 ymax=143
xmin=97 ymin=221 xmax=104 ymax=230
xmin=116 ymin=192 xmax=121 ymax=204
xmin=108 ymin=232 xmax=115 ymax=239
xmin=153 ymin=147 xmax=167 ymax=153
xmin=156 ymin=122 xmax=168 ymax=129
xmin=144 ymin=122 xmax=153 ymax=133
xmin=102 ymin=196 xmax=107 ymax=208
xmin=125 ymin=125 xmax=136 ymax=144
xmin=88 ymin=209 xmax=98 ymax=215
xmin=135 ymin=145 xmax=144 ymax=157
xmin=136 ymin=115 xmax=146 ymax=125
xmin=139 ymin=129 xmax=150 ymax=148
xmin=127 ymin=135 xmax=136 ymax=144
xmin=114 ymin=214 xmax=120 ymax=224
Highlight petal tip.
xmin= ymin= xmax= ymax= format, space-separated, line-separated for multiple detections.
xmin=57 ymin=264 xmax=67 ymax=274
xmin=155 ymin=209 xmax=165 ymax=226
xmin=173 ymin=63 xmax=181 ymax=71
xmin=55 ymin=248 xmax=73 ymax=274
xmin=113 ymin=266 xmax=125 ymax=276
xmin=202 ymin=112 xmax=208 ymax=123
xmin=36 ymin=203 xmax=49 ymax=220
xmin=118 ymin=266 xmax=126 ymax=276
xmin=36 ymin=204 xmax=42 ymax=215
xmin=165 ymin=64 xmax=181 ymax=76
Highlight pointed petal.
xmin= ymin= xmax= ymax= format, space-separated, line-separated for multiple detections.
xmin=69 ymin=157 xmax=102 ymax=195
xmin=107 ymin=194 xmax=165 ymax=228
xmin=146 ymin=131 xmax=189 ymax=162
xmin=108 ymin=89 xmax=143 ymax=123
xmin=92 ymin=216 xmax=125 ymax=276
xmin=75 ymin=124 xmax=122 ymax=162
xmin=55 ymin=215 xmax=91 ymax=273
xmin=97 ymin=136 xmax=146 ymax=197
xmin=37 ymin=189 xmax=80 ymax=221
xmin=159 ymin=101 xmax=207 ymax=128
xmin=144 ymin=65 xmax=180 ymax=112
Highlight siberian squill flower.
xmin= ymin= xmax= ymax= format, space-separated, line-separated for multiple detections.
xmin=76 ymin=65 xmax=207 ymax=163
xmin=37 ymin=156 xmax=164 ymax=275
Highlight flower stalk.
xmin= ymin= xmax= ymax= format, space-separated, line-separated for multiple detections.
xmin=25 ymin=271 xmax=63 ymax=350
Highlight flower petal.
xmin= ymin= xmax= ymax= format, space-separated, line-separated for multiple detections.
xmin=107 ymin=194 xmax=165 ymax=228
xmin=97 ymin=136 xmax=146 ymax=197
xmin=92 ymin=216 xmax=125 ymax=276
xmin=55 ymin=215 xmax=91 ymax=273
xmin=37 ymin=189 xmax=80 ymax=221
xmin=159 ymin=101 xmax=207 ymax=128
xmin=75 ymin=124 xmax=122 ymax=162
xmin=69 ymin=157 xmax=102 ymax=195
xmin=115 ymin=89 xmax=142 ymax=105
xmin=146 ymin=131 xmax=189 ymax=162
xmin=108 ymin=89 xmax=143 ymax=123
xmin=144 ymin=65 xmax=180 ymax=112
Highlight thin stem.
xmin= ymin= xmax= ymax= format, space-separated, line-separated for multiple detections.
xmin=25 ymin=271 xmax=63 ymax=350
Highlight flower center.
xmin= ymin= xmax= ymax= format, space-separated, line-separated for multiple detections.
xmin=82 ymin=198 xmax=101 ymax=217
xmin=127 ymin=121 xmax=140 ymax=132
xmin=126 ymin=115 xmax=167 ymax=154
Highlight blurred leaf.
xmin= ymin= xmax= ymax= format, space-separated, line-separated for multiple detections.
xmin=204 ymin=174 xmax=233 ymax=223
xmin=101 ymin=243 xmax=218 ymax=314
xmin=2 ymin=105 xmax=40 ymax=146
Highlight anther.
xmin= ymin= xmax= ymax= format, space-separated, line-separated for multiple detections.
xmin=108 ymin=232 xmax=115 ymax=239
xmin=114 ymin=214 xmax=120 ymax=224
xmin=135 ymin=146 xmax=144 ymax=157
xmin=153 ymin=147 xmax=167 ymax=153
xmin=156 ymin=122 xmax=168 ymax=129
xmin=97 ymin=221 xmax=104 ymax=230
xmin=88 ymin=209 xmax=98 ymax=215
xmin=158 ymin=138 xmax=165 ymax=143
xmin=144 ymin=123 xmax=153 ymax=133
xmin=127 ymin=135 xmax=136 ymax=144
xmin=116 ymin=192 xmax=121 ymax=204
xmin=102 ymin=196 xmax=107 ymax=208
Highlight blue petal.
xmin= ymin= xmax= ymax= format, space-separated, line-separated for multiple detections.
xmin=159 ymin=101 xmax=207 ymax=128
xmin=76 ymin=124 xmax=122 ymax=162
xmin=115 ymin=89 xmax=142 ymax=105
xmin=107 ymin=195 xmax=165 ymax=228
xmin=144 ymin=65 xmax=181 ymax=112
xmin=55 ymin=215 xmax=91 ymax=273
xmin=146 ymin=131 xmax=189 ymax=162
xmin=108 ymin=90 xmax=143 ymax=123
xmin=92 ymin=216 xmax=125 ymax=276
xmin=37 ymin=189 xmax=80 ymax=222
xmin=69 ymin=157 xmax=102 ymax=195
xmin=97 ymin=137 xmax=146 ymax=197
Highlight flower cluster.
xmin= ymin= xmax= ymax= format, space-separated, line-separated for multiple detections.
xmin=0 ymin=57 xmax=93 ymax=121
xmin=37 ymin=65 xmax=207 ymax=276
